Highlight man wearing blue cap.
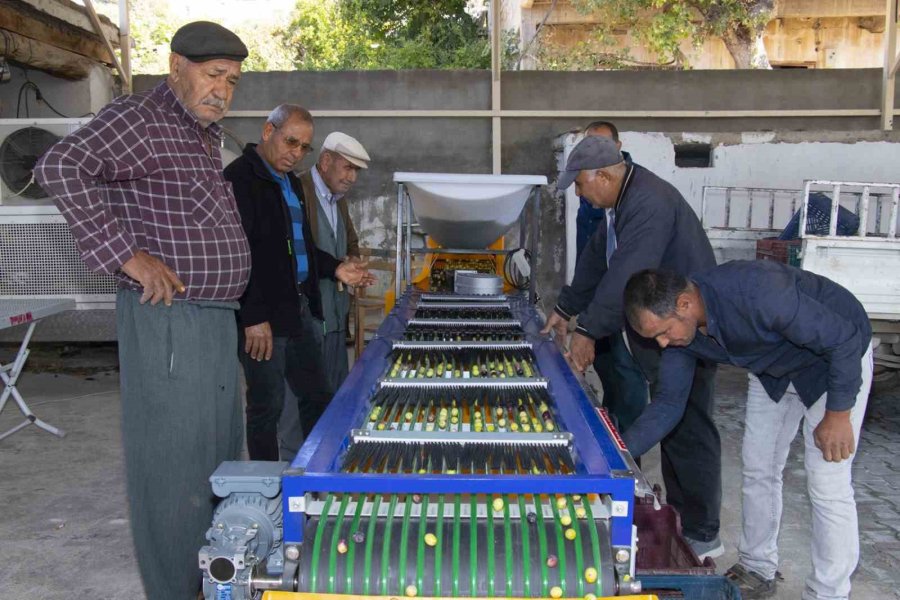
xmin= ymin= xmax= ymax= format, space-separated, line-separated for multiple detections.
xmin=542 ymin=135 xmax=723 ymax=558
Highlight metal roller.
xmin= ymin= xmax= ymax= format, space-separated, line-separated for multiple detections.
xmin=297 ymin=494 xmax=616 ymax=598
xmin=403 ymin=327 xmax=525 ymax=342
xmin=364 ymin=386 xmax=559 ymax=434
xmin=386 ymin=347 xmax=540 ymax=380
xmin=342 ymin=438 xmax=575 ymax=475
xmin=454 ymin=272 xmax=504 ymax=296
xmin=419 ymin=293 xmax=507 ymax=303
xmin=414 ymin=306 xmax=515 ymax=320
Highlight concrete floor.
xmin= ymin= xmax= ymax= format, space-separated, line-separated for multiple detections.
xmin=1 ymin=345 xmax=899 ymax=600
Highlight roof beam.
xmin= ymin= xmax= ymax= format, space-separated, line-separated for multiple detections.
xmin=0 ymin=26 xmax=95 ymax=78
xmin=19 ymin=0 xmax=118 ymax=45
xmin=82 ymin=0 xmax=125 ymax=91
xmin=0 ymin=0 xmax=115 ymax=63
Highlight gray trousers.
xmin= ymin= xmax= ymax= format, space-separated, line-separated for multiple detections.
xmin=117 ymin=290 xmax=242 ymax=600
xmin=740 ymin=345 xmax=872 ymax=600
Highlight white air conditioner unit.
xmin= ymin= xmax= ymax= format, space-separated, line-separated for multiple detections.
xmin=0 ymin=118 xmax=117 ymax=311
xmin=0 ymin=118 xmax=89 ymax=206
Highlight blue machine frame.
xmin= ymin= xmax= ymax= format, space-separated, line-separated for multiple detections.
xmin=281 ymin=291 xmax=639 ymax=553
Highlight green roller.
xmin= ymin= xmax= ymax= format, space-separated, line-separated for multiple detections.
xmin=362 ymin=494 xmax=382 ymax=595
xmin=549 ymin=496 xmax=568 ymax=595
xmin=452 ymin=495 xmax=462 ymax=596
xmin=381 ymin=494 xmax=400 ymax=594
xmin=308 ymin=493 xmax=335 ymax=593
xmin=327 ymin=494 xmax=351 ymax=592
xmin=416 ymin=495 xmax=429 ymax=595
xmin=469 ymin=495 xmax=478 ymax=596
xmin=565 ymin=496 xmax=585 ymax=597
xmin=517 ymin=495 xmax=533 ymax=598
xmin=534 ymin=496 xmax=551 ymax=597
xmin=344 ymin=494 xmax=366 ymax=594
xmin=398 ymin=494 xmax=414 ymax=591
xmin=582 ymin=497 xmax=605 ymax=597
xmin=502 ymin=495 xmax=514 ymax=597
xmin=434 ymin=494 xmax=446 ymax=596
xmin=486 ymin=497 xmax=495 ymax=597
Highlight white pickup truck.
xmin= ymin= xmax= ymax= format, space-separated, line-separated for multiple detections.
xmin=701 ymin=181 xmax=900 ymax=389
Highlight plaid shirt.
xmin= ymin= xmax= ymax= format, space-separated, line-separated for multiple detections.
xmin=35 ymin=81 xmax=250 ymax=302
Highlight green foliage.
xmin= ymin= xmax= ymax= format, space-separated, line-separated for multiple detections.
xmin=278 ymin=0 xmax=490 ymax=70
xmin=130 ymin=0 xmax=179 ymax=75
xmin=276 ymin=1 xmax=361 ymax=70
xmin=563 ymin=0 xmax=775 ymax=69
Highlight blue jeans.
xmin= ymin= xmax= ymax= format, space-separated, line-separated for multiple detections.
xmin=238 ymin=299 xmax=331 ymax=461
xmin=592 ymin=330 xmax=648 ymax=434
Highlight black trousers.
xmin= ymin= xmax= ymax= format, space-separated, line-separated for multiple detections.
xmin=238 ymin=301 xmax=332 ymax=461
xmin=627 ymin=327 xmax=722 ymax=542
xmin=593 ymin=331 xmax=648 ymax=434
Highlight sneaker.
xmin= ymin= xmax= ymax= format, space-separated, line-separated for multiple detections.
xmin=685 ymin=534 xmax=725 ymax=560
xmin=724 ymin=564 xmax=781 ymax=599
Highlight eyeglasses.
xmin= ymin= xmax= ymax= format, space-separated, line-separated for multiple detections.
xmin=272 ymin=123 xmax=314 ymax=153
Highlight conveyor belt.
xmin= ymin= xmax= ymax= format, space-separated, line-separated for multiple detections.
xmin=297 ymin=493 xmax=616 ymax=598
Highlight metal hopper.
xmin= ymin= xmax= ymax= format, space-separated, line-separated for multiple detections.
xmin=393 ymin=172 xmax=547 ymax=249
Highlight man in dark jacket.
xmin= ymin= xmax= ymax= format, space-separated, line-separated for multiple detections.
xmin=542 ymin=135 xmax=723 ymax=558
xmin=574 ymin=121 xmax=647 ymax=437
xmin=624 ymin=262 xmax=872 ymax=600
xmin=224 ymin=104 xmax=372 ymax=461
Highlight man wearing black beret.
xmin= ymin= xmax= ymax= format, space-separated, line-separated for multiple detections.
xmin=36 ymin=21 xmax=250 ymax=600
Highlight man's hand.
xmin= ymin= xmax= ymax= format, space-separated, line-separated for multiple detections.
xmin=541 ymin=311 xmax=570 ymax=340
xmin=336 ymin=259 xmax=375 ymax=287
xmin=121 ymin=250 xmax=185 ymax=306
xmin=244 ymin=322 xmax=273 ymax=361
xmin=566 ymin=331 xmax=595 ymax=373
xmin=814 ymin=409 xmax=855 ymax=462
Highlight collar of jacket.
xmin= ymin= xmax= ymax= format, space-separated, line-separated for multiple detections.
xmin=241 ymin=142 xmax=296 ymax=185
xmin=612 ymin=161 xmax=636 ymax=212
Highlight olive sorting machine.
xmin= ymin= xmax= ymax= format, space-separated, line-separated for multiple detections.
xmin=198 ymin=174 xmax=656 ymax=600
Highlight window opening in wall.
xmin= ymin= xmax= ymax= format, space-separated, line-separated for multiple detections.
xmin=674 ymin=143 xmax=712 ymax=168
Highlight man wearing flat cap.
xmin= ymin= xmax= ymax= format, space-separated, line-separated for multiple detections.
xmin=541 ymin=135 xmax=724 ymax=560
xmin=276 ymin=132 xmax=374 ymax=458
xmin=298 ymin=132 xmax=371 ymax=390
xmin=36 ymin=21 xmax=250 ymax=600
xmin=225 ymin=108 xmax=373 ymax=463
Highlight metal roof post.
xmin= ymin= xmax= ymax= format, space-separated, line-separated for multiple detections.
xmin=882 ymin=0 xmax=899 ymax=130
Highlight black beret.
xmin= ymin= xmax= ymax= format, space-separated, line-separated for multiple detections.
xmin=170 ymin=21 xmax=248 ymax=63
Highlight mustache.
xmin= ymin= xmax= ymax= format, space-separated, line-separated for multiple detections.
xmin=202 ymin=98 xmax=226 ymax=110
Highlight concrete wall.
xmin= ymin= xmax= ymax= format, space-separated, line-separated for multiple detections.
xmin=0 ymin=65 xmax=116 ymax=119
xmin=131 ymin=68 xmax=900 ymax=311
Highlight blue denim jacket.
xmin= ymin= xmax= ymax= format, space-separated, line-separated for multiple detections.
xmin=622 ymin=260 xmax=872 ymax=457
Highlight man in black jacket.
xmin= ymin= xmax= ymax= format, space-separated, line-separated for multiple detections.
xmin=224 ymin=104 xmax=373 ymax=461
xmin=542 ymin=135 xmax=723 ymax=559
